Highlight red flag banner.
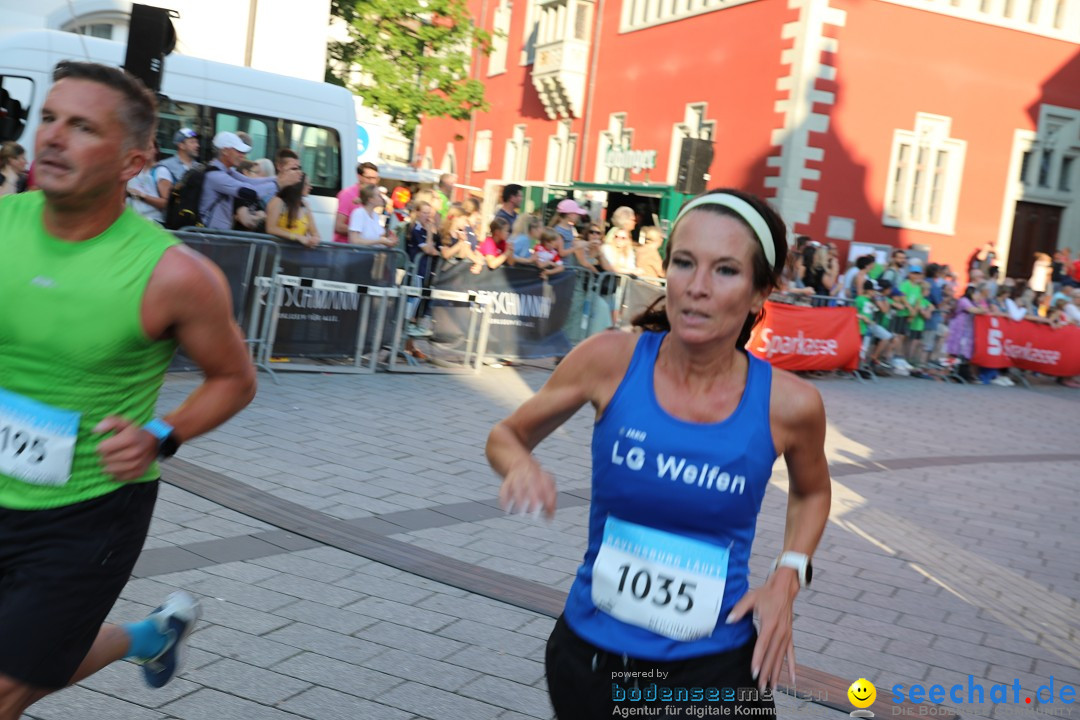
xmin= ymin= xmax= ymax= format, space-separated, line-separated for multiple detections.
xmin=972 ymin=316 xmax=1080 ymax=377
xmin=747 ymin=302 xmax=861 ymax=372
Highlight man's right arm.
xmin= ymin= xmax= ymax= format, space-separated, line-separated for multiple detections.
xmin=205 ymin=168 xmax=275 ymax=200
xmin=146 ymin=246 xmax=256 ymax=443
xmin=334 ymin=190 xmax=351 ymax=236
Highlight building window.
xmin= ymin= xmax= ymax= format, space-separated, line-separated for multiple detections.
xmin=883 ymin=113 xmax=966 ymax=234
xmin=1060 ymin=156 xmax=1075 ymax=192
xmin=489 ymin=0 xmax=511 ymax=76
xmin=474 ymin=130 xmax=493 ymax=173
xmin=667 ymin=103 xmax=715 ymax=185
xmin=545 ymin=120 xmax=577 ymax=183
xmin=619 ymin=0 xmax=759 ymax=33
xmin=504 ymin=124 xmax=531 ymax=180
xmin=595 ymin=113 xmax=633 ymax=183
xmin=71 ymin=22 xmax=114 ymax=38
xmin=1017 ymin=108 xmax=1080 ymax=196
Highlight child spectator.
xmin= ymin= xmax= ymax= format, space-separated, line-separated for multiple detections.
xmin=855 ymin=279 xmax=893 ymax=368
xmin=533 ymin=229 xmax=565 ymax=279
xmin=478 ymin=217 xmax=512 ymax=271
xmin=509 ymin=214 xmax=542 ymax=265
xmin=906 ymin=281 xmax=934 ymax=374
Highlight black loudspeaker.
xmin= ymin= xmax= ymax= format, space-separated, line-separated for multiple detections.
xmin=123 ymin=4 xmax=177 ymax=93
xmin=675 ymin=137 xmax=714 ymax=195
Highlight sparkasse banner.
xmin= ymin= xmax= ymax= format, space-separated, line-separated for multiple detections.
xmin=747 ymin=301 xmax=861 ymax=371
xmin=972 ymin=316 xmax=1080 ymax=377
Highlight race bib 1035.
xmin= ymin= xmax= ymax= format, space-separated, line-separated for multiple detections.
xmin=591 ymin=516 xmax=730 ymax=642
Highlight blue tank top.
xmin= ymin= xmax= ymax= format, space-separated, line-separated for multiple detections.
xmin=563 ymin=331 xmax=777 ymax=661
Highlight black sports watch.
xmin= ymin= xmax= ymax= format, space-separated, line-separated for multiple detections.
xmin=144 ymin=419 xmax=181 ymax=459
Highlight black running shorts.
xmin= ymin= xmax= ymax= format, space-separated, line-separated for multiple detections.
xmin=0 ymin=481 xmax=158 ymax=689
xmin=545 ymin=614 xmax=777 ymax=720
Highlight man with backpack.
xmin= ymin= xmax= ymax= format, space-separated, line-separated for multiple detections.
xmin=154 ymin=128 xmax=198 ymax=202
xmin=197 ymin=132 xmax=296 ymax=230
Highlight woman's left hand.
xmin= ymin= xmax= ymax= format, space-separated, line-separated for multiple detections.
xmin=724 ymin=571 xmax=799 ymax=692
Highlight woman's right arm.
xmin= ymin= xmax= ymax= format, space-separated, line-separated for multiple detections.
xmin=488 ymin=332 xmax=634 ymax=517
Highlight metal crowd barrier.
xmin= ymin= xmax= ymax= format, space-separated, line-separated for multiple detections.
xmin=385 ymin=269 xmax=494 ymax=374
xmin=258 ymin=243 xmax=407 ymax=375
xmin=575 ymin=271 xmax=667 ymax=336
xmin=173 ymin=229 xmax=282 ymax=380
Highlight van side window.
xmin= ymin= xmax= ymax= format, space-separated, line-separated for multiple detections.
xmin=288 ymin=122 xmax=341 ymax=198
xmin=215 ymin=111 xmax=271 ymax=161
xmin=156 ymin=99 xmax=203 ymax=160
xmin=0 ymin=76 xmax=34 ymax=143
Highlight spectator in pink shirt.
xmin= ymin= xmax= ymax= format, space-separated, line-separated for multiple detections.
xmin=333 ymin=161 xmax=380 ymax=243
xmin=477 ymin=217 xmax=512 ymax=270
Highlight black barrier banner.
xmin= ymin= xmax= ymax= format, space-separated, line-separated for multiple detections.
xmin=430 ymin=262 xmax=575 ymax=358
xmin=261 ymin=245 xmax=396 ymax=358
xmin=180 ymin=235 xmax=264 ymax=326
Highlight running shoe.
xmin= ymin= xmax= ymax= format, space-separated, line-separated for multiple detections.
xmin=406 ymin=323 xmax=433 ymax=338
xmin=138 ymin=591 xmax=201 ymax=688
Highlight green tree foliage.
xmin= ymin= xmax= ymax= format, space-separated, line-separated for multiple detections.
xmin=328 ymin=0 xmax=491 ymax=136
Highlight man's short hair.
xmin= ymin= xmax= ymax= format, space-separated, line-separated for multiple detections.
xmin=357 ymin=161 xmax=378 ymax=177
xmin=501 ymin=183 xmax=523 ymax=203
xmin=52 ymin=61 xmax=157 ymax=150
xmin=275 ymin=148 xmax=299 ymax=170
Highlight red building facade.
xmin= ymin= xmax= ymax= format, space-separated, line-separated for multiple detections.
xmin=417 ymin=0 xmax=1080 ymax=278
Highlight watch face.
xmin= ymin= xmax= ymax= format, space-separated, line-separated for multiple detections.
xmin=159 ymin=433 xmax=180 ymax=459
xmin=805 ymin=561 xmax=813 ymax=586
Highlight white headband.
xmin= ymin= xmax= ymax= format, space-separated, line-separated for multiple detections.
xmin=671 ymin=194 xmax=776 ymax=268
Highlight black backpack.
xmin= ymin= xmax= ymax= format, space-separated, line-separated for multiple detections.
xmin=163 ymin=164 xmax=219 ymax=230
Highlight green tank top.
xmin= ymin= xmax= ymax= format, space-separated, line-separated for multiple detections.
xmin=0 ymin=192 xmax=178 ymax=509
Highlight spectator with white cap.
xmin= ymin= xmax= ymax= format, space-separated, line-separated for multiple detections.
xmin=199 ymin=131 xmax=299 ymax=231
xmin=154 ymin=127 xmax=198 ymax=201
xmin=551 ymin=197 xmax=587 ymax=253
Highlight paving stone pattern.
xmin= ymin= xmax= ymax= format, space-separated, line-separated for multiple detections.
xmin=23 ymin=368 xmax=1080 ymax=720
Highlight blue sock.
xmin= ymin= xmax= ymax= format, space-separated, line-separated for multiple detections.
xmin=122 ymin=618 xmax=168 ymax=661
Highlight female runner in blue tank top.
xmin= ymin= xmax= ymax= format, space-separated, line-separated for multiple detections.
xmin=487 ymin=189 xmax=832 ymax=718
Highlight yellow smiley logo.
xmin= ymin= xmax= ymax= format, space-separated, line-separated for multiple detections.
xmin=848 ymin=678 xmax=877 ymax=709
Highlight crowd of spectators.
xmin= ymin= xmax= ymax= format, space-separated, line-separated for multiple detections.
xmin=776 ymin=235 xmax=1080 ymax=386
xmin=105 ymin=132 xmax=1080 ymax=382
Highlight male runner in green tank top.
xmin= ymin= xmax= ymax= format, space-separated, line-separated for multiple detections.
xmin=0 ymin=62 xmax=261 ymax=719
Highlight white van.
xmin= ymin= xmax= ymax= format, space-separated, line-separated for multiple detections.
xmin=0 ymin=29 xmax=356 ymax=241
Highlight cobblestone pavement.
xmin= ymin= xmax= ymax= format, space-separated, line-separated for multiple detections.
xmin=23 ymin=364 xmax=1079 ymax=720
